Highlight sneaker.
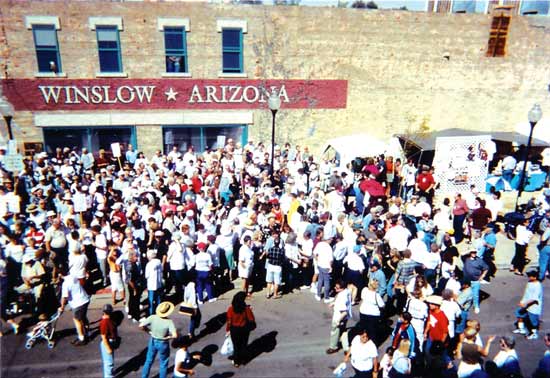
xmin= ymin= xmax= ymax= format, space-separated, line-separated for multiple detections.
xmin=73 ymin=339 xmax=87 ymax=347
xmin=315 ymin=295 xmax=321 ymax=301
xmin=513 ymin=328 xmax=527 ymax=335
xmin=474 ymin=307 xmax=480 ymax=314
xmin=324 ymin=298 xmax=334 ymax=304
xmin=310 ymin=286 xmax=317 ymax=294
xmin=480 ymin=280 xmax=490 ymax=285
xmin=301 ymin=285 xmax=310 ymax=290
xmin=198 ymin=300 xmax=204 ymax=305
xmin=326 ymin=348 xmax=339 ymax=354
xmin=527 ymin=333 xmax=539 ymax=340
xmin=208 ymin=298 xmax=217 ymax=303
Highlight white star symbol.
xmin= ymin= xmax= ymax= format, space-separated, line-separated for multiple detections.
xmin=165 ymin=87 xmax=178 ymax=101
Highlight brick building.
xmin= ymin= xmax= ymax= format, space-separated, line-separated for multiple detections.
xmin=0 ymin=0 xmax=549 ymax=158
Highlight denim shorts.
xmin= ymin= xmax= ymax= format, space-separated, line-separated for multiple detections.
xmin=265 ymin=263 xmax=282 ymax=284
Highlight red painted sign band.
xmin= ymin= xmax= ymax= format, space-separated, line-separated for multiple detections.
xmin=1 ymin=79 xmax=347 ymax=111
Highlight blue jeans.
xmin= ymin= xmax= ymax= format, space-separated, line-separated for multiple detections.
xmin=196 ymin=270 xmax=214 ymax=302
xmin=317 ymin=267 xmax=331 ymax=299
xmin=148 ymin=290 xmax=161 ymax=315
xmin=455 ymin=309 xmax=469 ymax=334
xmin=100 ymin=341 xmax=114 ymax=378
xmin=471 ymin=281 xmax=480 ymax=310
xmin=141 ymin=338 xmax=170 ymax=378
xmin=515 ymin=307 xmax=540 ymax=329
xmin=539 ymin=246 xmax=550 ymax=281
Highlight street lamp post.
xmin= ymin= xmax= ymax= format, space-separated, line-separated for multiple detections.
xmin=515 ymin=103 xmax=543 ymax=211
xmin=268 ymin=90 xmax=281 ymax=182
xmin=0 ymin=96 xmax=15 ymax=140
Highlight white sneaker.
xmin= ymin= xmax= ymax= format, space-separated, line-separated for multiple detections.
xmin=300 ymin=285 xmax=310 ymax=290
xmin=208 ymin=298 xmax=217 ymax=303
xmin=480 ymin=280 xmax=490 ymax=285
xmin=513 ymin=328 xmax=527 ymax=335
xmin=324 ymin=298 xmax=334 ymax=304
xmin=315 ymin=295 xmax=321 ymax=301
xmin=527 ymin=333 xmax=539 ymax=340
xmin=198 ymin=300 xmax=204 ymax=305
xmin=474 ymin=307 xmax=480 ymax=314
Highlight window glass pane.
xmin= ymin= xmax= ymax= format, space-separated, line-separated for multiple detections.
xmin=99 ymin=50 xmax=120 ymax=72
xmin=36 ymin=50 xmax=59 ymax=72
xmin=43 ymin=128 xmax=88 ymax=155
xmin=97 ymin=28 xmax=118 ymax=42
xmin=34 ymin=28 xmax=57 ymax=47
xmin=166 ymin=55 xmax=185 ymax=73
xmin=163 ymin=128 xmax=201 ymax=154
xmin=223 ymin=52 xmax=241 ymax=71
xmin=203 ymin=127 xmax=243 ymax=151
xmin=91 ymin=128 xmax=133 ymax=155
xmin=453 ymin=0 xmax=487 ymax=13
xmin=521 ymin=0 xmax=550 ymax=14
xmin=164 ymin=31 xmax=184 ymax=50
xmin=222 ymin=29 xmax=241 ymax=49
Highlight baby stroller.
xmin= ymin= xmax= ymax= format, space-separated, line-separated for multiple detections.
xmin=25 ymin=311 xmax=61 ymax=349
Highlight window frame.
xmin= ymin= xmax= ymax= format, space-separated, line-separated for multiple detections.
xmin=96 ymin=25 xmax=123 ymax=73
xmin=164 ymin=27 xmax=188 ymax=73
xmin=31 ymin=24 xmax=63 ymax=74
xmin=221 ymin=28 xmax=243 ymax=74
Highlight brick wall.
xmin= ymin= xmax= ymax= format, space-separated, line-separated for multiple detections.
xmin=2 ymin=1 xmax=550 ymax=154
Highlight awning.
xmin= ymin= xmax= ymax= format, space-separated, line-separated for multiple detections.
xmin=394 ymin=128 xmax=549 ymax=151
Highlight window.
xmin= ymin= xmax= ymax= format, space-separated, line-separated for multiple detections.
xmin=520 ymin=0 xmax=550 ymax=15
xmin=96 ymin=26 xmax=122 ymax=73
xmin=452 ymin=0 xmax=488 ymax=13
xmin=163 ymin=125 xmax=247 ymax=153
xmin=487 ymin=7 xmax=512 ymax=57
xmin=32 ymin=25 xmax=62 ymax=73
xmin=222 ymin=28 xmax=243 ymax=73
xmin=164 ymin=27 xmax=188 ymax=73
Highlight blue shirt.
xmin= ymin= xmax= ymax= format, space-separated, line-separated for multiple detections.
xmin=126 ymin=150 xmax=138 ymax=164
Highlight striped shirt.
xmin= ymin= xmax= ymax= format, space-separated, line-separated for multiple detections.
xmin=395 ymin=259 xmax=417 ymax=286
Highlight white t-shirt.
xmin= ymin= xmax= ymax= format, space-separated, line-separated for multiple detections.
xmin=350 ymin=337 xmax=378 ymax=372
xmin=62 ymin=275 xmax=90 ymax=309
xmin=239 ymin=244 xmax=254 ymax=268
xmin=173 ymin=349 xmax=191 ymax=378
xmin=167 ymin=242 xmax=185 ymax=271
xmin=384 ymin=225 xmax=411 ymax=252
xmin=95 ymin=233 xmax=108 ymax=260
xmin=69 ymin=253 xmax=88 ymax=279
xmin=314 ymin=241 xmax=333 ymax=269
xmin=359 ymin=288 xmax=384 ymax=317
xmin=145 ymin=258 xmax=163 ymax=291
xmin=194 ymin=252 xmax=212 ymax=272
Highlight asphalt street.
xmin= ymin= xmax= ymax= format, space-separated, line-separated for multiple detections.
xmin=2 ymin=264 xmax=550 ymax=378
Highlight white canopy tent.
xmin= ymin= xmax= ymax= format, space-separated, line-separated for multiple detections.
xmin=322 ymin=134 xmax=403 ymax=168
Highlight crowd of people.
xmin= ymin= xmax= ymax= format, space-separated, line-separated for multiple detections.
xmin=0 ymin=140 xmax=549 ymax=378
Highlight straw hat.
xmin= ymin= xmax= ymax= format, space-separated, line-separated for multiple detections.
xmin=156 ymin=301 xmax=175 ymax=318
xmin=425 ymin=295 xmax=443 ymax=306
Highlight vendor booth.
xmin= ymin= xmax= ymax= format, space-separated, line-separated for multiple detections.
xmin=394 ymin=128 xmax=549 ymax=193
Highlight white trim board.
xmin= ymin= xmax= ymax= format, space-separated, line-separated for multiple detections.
xmin=35 ymin=111 xmax=254 ymax=127
xmin=25 ymin=16 xmax=61 ymax=30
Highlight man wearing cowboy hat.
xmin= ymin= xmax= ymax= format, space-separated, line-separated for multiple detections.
xmin=140 ymin=301 xmax=178 ymax=378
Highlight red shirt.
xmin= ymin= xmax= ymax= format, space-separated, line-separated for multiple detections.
xmin=226 ymin=305 xmax=255 ymax=331
xmin=192 ymin=176 xmax=202 ymax=194
xmin=427 ymin=309 xmax=449 ymax=342
xmin=99 ymin=316 xmax=117 ymax=339
xmin=416 ymin=173 xmax=434 ymax=191
xmin=453 ymin=199 xmax=469 ymax=216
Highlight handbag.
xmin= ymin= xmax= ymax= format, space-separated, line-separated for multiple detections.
xmin=178 ymin=302 xmax=196 ymax=317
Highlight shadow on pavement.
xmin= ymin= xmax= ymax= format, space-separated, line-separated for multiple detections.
xmin=195 ymin=312 xmax=227 ymax=342
xmin=243 ymin=330 xmax=278 ymax=365
xmin=114 ymin=347 xmax=148 ymax=378
xmin=209 ymin=373 xmax=235 ymax=378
